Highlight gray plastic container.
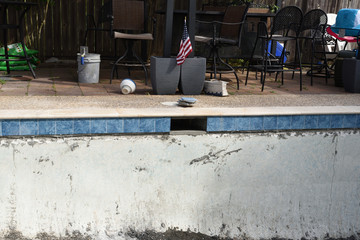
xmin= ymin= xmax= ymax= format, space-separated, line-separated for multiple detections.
xmin=179 ymin=57 xmax=206 ymax=95
xmin=150 ymin=56 xmax=180 ymax=95
xmin=77 ymin=53 xmax=101 ymax=83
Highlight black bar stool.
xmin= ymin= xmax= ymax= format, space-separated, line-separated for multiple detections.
xmin=0 ymin=0 xmax=37 ymax=78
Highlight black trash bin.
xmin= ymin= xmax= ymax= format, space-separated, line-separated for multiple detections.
xmin=342 ymin=58 xmax=360 ymax=93
xmin=335 ymin=50 xmax=356 ymax=87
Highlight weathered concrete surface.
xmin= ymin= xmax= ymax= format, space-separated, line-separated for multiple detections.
xmin=0 ymin=94 xmax=359 ymax=110
xmin=0 ymin=131 xmax=360 ymax=240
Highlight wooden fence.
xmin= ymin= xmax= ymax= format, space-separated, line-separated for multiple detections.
xmin=23 ymin=0 xmax=112 ymax=60
xmin=4 ymin=0 xmax=360 ymax=61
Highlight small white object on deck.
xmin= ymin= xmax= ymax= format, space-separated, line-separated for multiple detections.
xmin=203 ymin=79 xmax=229 ymax=97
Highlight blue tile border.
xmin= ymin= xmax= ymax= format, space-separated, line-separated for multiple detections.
xmin=0 ymin=117 xmax=171 ymax=137
xmin=20 ymin=120 xmax=39 ymax=136
xmin=91 ymin=119 xmax=107 ymax=134
xmin=107 ymin=118 xmax=124 ymax=134
xmin=0 ymin=114 xmax=359 ymax=137
xmin=263 ymin=116 xmax=277 ymax=130
xmin=39 ymin=119 xmax=56 ymax=135
xmin=207 ymin=114 xmax=360 ymax=132
xmin=155 ymin=118 xmax=171 ymax=133
xmin=2 ymin=120 xmax=20 ymax=136
xmin=56 ymin=119 xmax=74 ymax=135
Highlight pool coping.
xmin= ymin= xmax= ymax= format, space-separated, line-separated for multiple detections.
xmin=0 ymin=106 xmax=359 ymax=137
xmin=1 ymin=106 xmax=360 ymax=119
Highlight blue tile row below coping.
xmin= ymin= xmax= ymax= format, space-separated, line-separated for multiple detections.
xmin=0 ymin=118 xmax=171 ymax=137
xmin=207 ymin=114 xmax=360 ymax=132
xmin=1 ymin=114 xmax=359 ymax=136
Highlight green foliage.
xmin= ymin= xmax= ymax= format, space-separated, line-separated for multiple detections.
xmin=230 ymin=0 xmax=279 ymax=12
xmin=268 ymin=4 xmax=279 ymax=12
xmin=228 ymin=58 xmax=248 ymax=67
xmin=230 ymin=0 xmax=254 ymax=5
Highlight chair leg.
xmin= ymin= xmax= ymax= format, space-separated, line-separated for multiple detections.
xmin=133 ymin=50 xmax=148 ymax=86
xmin=261 ymin=69 xmax=267 ymax=92
xmin=321 ymin=37 xmax=329 ymax=84
xmin=246 ymin=35 xmax=259 ymax=86
xmin=19 ymin=26 xmax=36 ymax=78
xmin=218 ymin=55 xmax=240 ymax=90
xmin=114 ymin=39 xmax=118 ymax=58
xmin=110 ymin=48 xmax=128 ymax=84
xmin=3 ymin=29 xmax=10 ymax=75
xmin=112 ymin=40 xmax=149 ymax=86
xmin=21 ymin=41 xmax=36 ymax=79
xmin=310 ymin=39 xmax=315 ymax=86
xmin=245 ymin=63 xmax=251 ymax=86
xmin=115 ymin=67 xmax=119 ymax=79
xmin=83 ymin=29 xmax=89 ymax=46
xmin=261 ymin=39 xmax=269 ymax=92
xmin=94 ymin=30 xmax=98 ymax=53
xmin=212 ymin=48 xmax=218 ymax=79
xmin=296 ymin=39 xmax=302 ymax=91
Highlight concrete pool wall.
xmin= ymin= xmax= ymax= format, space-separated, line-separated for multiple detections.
xmin=0 ymin=129 xmax=360 ymax=240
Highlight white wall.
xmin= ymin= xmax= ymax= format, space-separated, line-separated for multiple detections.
xmin=0 ymin=131 xmax=359 ymax=240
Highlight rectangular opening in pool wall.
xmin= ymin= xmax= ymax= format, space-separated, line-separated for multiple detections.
xmin=170 ymin=117 xmax=207 ymax=132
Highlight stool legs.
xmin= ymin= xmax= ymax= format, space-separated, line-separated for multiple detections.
xmin=1 ymin=26 xmax=36 ymax=78
xmin=110 ymin=40 xmax=148 ymax=85
xmin=19 ymin=25 xmax=36 ymax=78
xmin=3 ymin=29 xmax=10 ymax=75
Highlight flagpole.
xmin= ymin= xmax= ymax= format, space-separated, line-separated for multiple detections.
xmin=188 ymin=0 xmax=196 ymax=58
xmin=163 ymin=0 xmax=174 ymax=58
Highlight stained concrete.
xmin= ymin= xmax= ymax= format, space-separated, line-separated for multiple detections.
xmin=0 ymin=94 xmax=359 ymax=110
xmin=0 ymin=95 xmax=359 ymax=120
xmin=0 ymin=130 xmax=359 ymax=240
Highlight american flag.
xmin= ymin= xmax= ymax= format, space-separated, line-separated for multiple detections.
xmin=176 ymin=18 xmax=193 ymax=65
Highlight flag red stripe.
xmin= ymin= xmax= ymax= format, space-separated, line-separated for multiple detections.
xmin=177 ymin=20 xmax=193 ymax=65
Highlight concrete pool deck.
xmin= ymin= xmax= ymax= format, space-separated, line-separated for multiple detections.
xmin=0 ymin=94 xmax=360 ymax=119
xmin=0 ymin=62 xmax=360 ymax=119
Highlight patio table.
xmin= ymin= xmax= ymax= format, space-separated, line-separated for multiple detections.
xmin=0 ymin=0 xmax=38 ymax=78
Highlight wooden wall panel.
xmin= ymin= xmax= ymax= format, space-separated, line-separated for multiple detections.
xmin=4 ymin=0 xmax=360 ymax=61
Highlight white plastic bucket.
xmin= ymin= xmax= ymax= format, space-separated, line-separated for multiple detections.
xmin=77 ymin=53 xmax=101 ymax=83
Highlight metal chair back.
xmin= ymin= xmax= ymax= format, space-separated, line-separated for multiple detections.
xmin=300 ymin=9 xmax=328 ymax=38
xmin=220 ymin=3 xmax=250 ymax=43
xmin=112 ymin=0 xmax=147 ymax=32
xmin=271 ymin=6 xmax=303 ymax=37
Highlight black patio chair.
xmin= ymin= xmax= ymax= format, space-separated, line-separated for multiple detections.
xmin=110 ymin=0 xmax=155 ymax=85
xmin=298 ymin=9 xmax=328 ymax=85
xmin=0 ymin=1 xmax=37 ymax=78
xmin=245 ymin=6 xmax=303 ymax=91
xmin=195 ymin=2 xmax=250 ymax=90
